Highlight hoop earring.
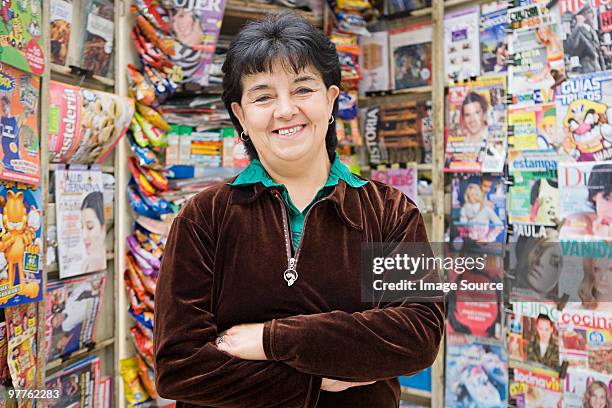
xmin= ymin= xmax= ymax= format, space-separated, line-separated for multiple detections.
xmin=240 ymin=131 xmax=249 ymax=142
xmin=329 ymin=116 xmax=335 ymax=125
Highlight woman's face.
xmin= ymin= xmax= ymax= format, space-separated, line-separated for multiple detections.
xmin=589 ymin=386 xmax=608 ymax=408
xmin=462 ymin=101 xmax=486 ymax=136
xmin=467 ymin=187 xmax=482 ymax=204
xmin=496 ymin=41 xmax=508 ymax=66
xmin=527 ymin=242 xmax=562 ymax=294
xmin=81 ymin=208 xmax=103 ymax=255
xmin=172 ymin=8 xmax=203 ymax=47
xmin=594 ymin=191 xmax=612 ymax=223
xmin=536 ymin=319 xmax=554 ymax=343
xmin=593 ymin=258 xmax=612 ymax=299
xmin=231 ymin=63 xmax=339 ymax=166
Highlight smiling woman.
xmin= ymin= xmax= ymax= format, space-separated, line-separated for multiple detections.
xmin=153 ymin=12 xmax=444 ymax=408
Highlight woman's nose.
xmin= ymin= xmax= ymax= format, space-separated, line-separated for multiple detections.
xmin=274 ymin=96 xmax=298 ymax=119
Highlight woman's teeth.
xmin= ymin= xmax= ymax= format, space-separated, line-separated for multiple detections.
xmin=277 ymin=125 xmax=303 ymax=135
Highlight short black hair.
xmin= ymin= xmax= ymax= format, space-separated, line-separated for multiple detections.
xmin=81 ymin=191 xmax=105 ymax=226
xmin=587 ymin=164 xmax=612 ymax=206
xmin=221 ymin=12 xmax=341 ymax=162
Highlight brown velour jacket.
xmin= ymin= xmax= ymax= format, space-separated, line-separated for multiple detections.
xmin=154 ymin=178 xmax=445 ymax=408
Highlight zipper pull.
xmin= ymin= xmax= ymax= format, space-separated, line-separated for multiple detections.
xmin=284 ymin=257 xmax=298 ymax=286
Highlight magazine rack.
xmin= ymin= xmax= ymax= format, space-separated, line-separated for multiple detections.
xmin=33 ymin=0 xmax=456 ymax=407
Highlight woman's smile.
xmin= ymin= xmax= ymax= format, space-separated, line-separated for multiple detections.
xmin=272 ymin=124 xmax=307 ymax=140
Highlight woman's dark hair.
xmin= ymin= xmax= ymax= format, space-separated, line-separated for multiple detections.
xmin=221 ymin=12 xmax=341 ymax=162
xmin=587 ymin=164 xmax=612 ymax=206
xmin=461 ymin=92 xmax=488 ymax=116
xmin=81 ymin=191 xmax=104 ymax=226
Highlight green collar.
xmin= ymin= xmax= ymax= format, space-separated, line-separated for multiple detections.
xmin=230 ymin=154 xmax=368 ymax=189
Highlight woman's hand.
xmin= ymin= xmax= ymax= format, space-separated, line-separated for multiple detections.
xmin=215 ymin=323 xmax=266 ymax=360
xmin=320 ymin=378 xmax=375 ymax=392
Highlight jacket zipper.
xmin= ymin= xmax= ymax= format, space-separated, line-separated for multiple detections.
xmin=273 ymin=190 xmax=327 ymax=287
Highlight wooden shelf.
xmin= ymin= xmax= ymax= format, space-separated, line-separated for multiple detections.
xmin=224 ymin=0 xmax=322 ymax=27
xmin=46 ymin=337 xmax=115 ymax=373
xmin=49 ymin=164 xmax=115 ymax=173
xmin=401 ymin=386 xmax=432 ymax=400
xmin=50 ymin=63 xmax=115 ymax=89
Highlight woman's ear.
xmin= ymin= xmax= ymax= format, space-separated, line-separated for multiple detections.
xmin=327 ymin=85 xmax=340 ymax=113
xmin=231 ymin=102 xmax=247 ymax=132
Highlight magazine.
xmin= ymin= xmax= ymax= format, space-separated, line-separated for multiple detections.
xmin=48 ymin=81 xmax=135 ymax=164
xmin=50 ymin=0 xmax=73 ymax=66
xmin=371 ymin=164 xmax=418 ymax=204
xmin=480 ymin=1 xmax=509 ymax=75
xmin=169 ymin=0 xmax=227 ymax=86
xmin=564 ymin=367 xmax=612 ymax=407
xmin=507 ymin=224 xmax=562 ymax=301
xmin=0 ymin=0 xmax=44 ymax=75
xmin=450 ymin=174 xmax=507 ymax=254
xmin=507 ymin=301 xmax=560 ymax=370
xmin=389 ymin=22 xmax=432 ymax=90
xmin=558 ymin=161 xmax=612 ymax=240
xmin=359 ymin=31 xmax=390 ymax=94
xmin=555 ymin=71 xmax=612 ymax=162
xmin=0 ymin=181 xmax=42 ymax=308
xmin=444 ymin=75 xmax=507 ymax=173
xmin=80 ymin=0 xmax=114 ymax=77
xmin=507 ymin=150 xmax=559 ymax=226
xmin=45 ymin=355 xmax=101 ymax=408
xmin=508 ymin=103 xmax=564 ymax=153
xmin=557 ymin=304 xmax=612 ymax=375
xmin=444 ymin=6 xmax=481 ymax=82
xmin=0 ymin=64 xmax=40 ymax=185
xmin=55 ymin=167 xmax=107 ymax=278
xmin=507 ymin=21 xmax=566 ymax=101
xmin=445 ymin=334 xmax=508 ymax=408
xmin=0 ymin=321 xmax=8 ymax=384
xmin=559 ymin=0 xmax=612 ymax=73
xmin=446 ymin=254 xmax=504 ymax=339
xmin=509 ymin=366 xmax=563 ymax=408
xmin=98 ymin=375 xmax=112 ymax=408
xmin=45 ymin=272 xmax=107 ymax=361
xmin=6 ymin=302 xmax=37 ymax=391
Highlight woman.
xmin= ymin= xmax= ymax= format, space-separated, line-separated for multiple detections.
xmin=583 ymin=380 xmax=612 ymax=408
xmin=514 ymin=230 xmax=563 ymax=300
xmin=80 ymin=191 xmax=106 ymax=273
xmin=526 ymin=314 xmax=559 ymax=369
xmin=154 ymin=13 xmax=444 ymax=408
xmin=579 ymin=256 xmax=612 ymax=311
xmin=459 ymin=183 xmax=503 ymax=243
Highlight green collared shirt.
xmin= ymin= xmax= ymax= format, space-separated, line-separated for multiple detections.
xmin=230 ymin=154 xmax=368 ymax=250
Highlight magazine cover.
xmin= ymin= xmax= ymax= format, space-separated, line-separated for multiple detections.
xmin=509 ymin=366 xmax=563 ymax=408
xmin=48 ymin=81 xmax=135 ymax=164
xmin=558 ymin=161 xmax=612 ymax=240
xmin=0 ymin=181 xmax=42 ymax=308
xmin=507 ymin=225 xmax=563 ymax=301
xmin=446 ymin=254 xmax=504 ymax=339
xmin=507 ymin=150 xmax=559 ymax=226
xmin=6 ymin=302 xmax=37 ymax=391
xmin=50 ymin=0 xmax=73 ymax=66
xmin=359 ymin=31 xmax=390 ymax=94
xmin=507 ymin=21 xmax=566 ymax=101
xmin=564 ymin=368 xmax=612 ymax=407
xmin=45 ymin=272 xmax=107 ymax=361
xmin=508 ymin=103 xmax=564 ymax=153
xmin=169 ymin=0 xmax=227 ymax=86
xmin=80 ymin=0 xmax=114 ymax=77
xmin=45 ymin=355 xmax=101 ymax=408
xmin=444 ymin=75 xmax=507 ymax=173
xmin=444 ymin=6 xmax=481 ymax=82
xmin=55 ymin=167 xmax=107 ymax=278
xmin=450 ymin=174 xmax=507 ymax=254
xmin=560 ymin=0 xmax=612 ymax=73
xmin=557 ymin=304 xmax=612 ymax=375
xmin=445 ymin=334 xmax=508 ymax=408
xmin=0 ymin=0 xmax=44 ymax=75
xmin=389 ymin=22 xmax=432 ymax=90
xmin=555 ymin=71 xmax=612 ymax=162
xmin=0 ymin=64 xmax=40 ymax=185
xmin=371 ymin=164 xmax=418 ymax=204
xmin=98 ymin=375 xmax=112 ymax=408
xmin=507 ymin=301 xmax=560 ymax=370
xmin=0 ymin=321 xmax=8 ymax=384
xmin=480 ymin=1 xmax=509 ymax=75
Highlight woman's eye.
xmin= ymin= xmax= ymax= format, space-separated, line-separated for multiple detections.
xmin=254 ymin=95 xmax=271 ymax=103
xmin=296 ymin=88 xmax=314 ymax=95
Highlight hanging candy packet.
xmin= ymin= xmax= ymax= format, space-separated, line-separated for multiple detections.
xmin=127 ymin=65 xmax=158 ymax=107
xmin=137 ymin=103 xmax=170 ymax=130
xmin=135 ymin=354 xmax=158 ymax=399
xmin=130 ymin=326 xmax=154 ymax=368
xmin=127 ymin=184 xmax=158 ymax=219
xmin=134 ymin=113 xmax=166 ymax=148
xmin=120 ymin=358 xmax=150 ymax=406
xmin=125 ymin=273 xmax=147 ymax=315
xmin=133 ymin=0 xmax=171 ymax=33
xmin=128 ymin=134 xmax=164 ymax=170
xmin=134 ymin=229 xmax=164 ymax=260
xmin=136 ymin=15 xmax=175 ymax=56
xmin=127 ymin=253 xmax=157 ymax=294
xmin=127 ymin=235 xmax=161 ymax=270
xmin=128 ymin=157 xmax=157 ymax=196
